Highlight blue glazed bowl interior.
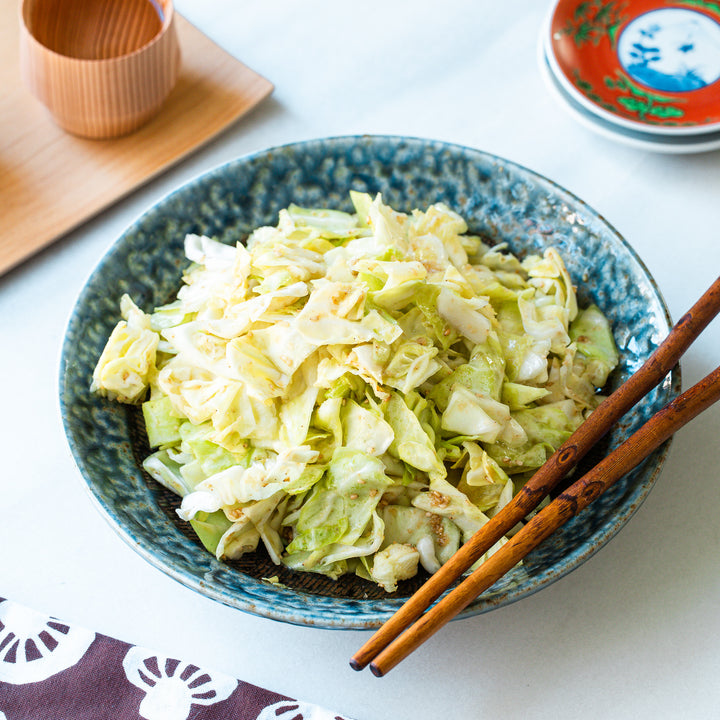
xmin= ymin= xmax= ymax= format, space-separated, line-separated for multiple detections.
xmin=59 ymin=135 xmax=678 ymax=629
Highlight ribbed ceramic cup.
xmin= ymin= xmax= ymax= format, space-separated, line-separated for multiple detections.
xmin=19 ymin=0 xmax=181 ymax=139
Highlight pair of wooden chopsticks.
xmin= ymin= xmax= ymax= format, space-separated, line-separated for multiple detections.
xmin=351 ymin=275 xmax=720 ymax=677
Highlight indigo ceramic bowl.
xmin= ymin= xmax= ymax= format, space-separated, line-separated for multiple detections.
xmin=59 ymin=135 xmax=679 ymax=629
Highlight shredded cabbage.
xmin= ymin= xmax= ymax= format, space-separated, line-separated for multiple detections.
xmin=92 ymin=193 xmax=618 ymax=591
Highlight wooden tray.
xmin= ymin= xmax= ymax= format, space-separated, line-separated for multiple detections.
xmin=0 ymin=2 xmax=274 ymax=276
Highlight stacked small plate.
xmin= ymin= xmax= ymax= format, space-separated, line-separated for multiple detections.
xmin=540 ymin=0 xmax=720 ymax=153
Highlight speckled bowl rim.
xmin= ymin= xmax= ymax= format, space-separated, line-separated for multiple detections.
xmin=59 ymin=135 xmax=679 ymax=629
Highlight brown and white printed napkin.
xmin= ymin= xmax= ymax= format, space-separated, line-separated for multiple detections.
xmin=0 ymin=597 xmax=355 ymax=720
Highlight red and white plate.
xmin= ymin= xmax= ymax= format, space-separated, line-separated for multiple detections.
xmin=544 ymin=0 xmax=720 ymax=137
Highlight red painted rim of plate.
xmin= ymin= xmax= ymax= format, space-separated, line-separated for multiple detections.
xmin=548 ymin=0 xmax=720 ymax=135
xmin=539 ymin=41 xmax=720 ymax=151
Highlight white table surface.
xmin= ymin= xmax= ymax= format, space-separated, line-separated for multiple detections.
xmin=3 ymin=1 xmax=720 ymax=718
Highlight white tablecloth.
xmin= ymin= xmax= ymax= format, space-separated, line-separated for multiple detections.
xmin=2 ymin=1 xmax=719 ymax=718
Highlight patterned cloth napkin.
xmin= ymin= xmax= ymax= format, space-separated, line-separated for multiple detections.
xmin=0 ymin=597 xmax=354 ymax=720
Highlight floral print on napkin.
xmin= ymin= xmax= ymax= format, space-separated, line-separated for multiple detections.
xmin=0 ymin=598 xmax=353 ymax=720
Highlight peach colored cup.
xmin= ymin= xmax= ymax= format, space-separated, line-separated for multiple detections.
xmin=19 ymin=0 xmax=181 ymax=139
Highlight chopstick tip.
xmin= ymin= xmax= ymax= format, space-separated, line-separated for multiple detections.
xmin=369 ymin=662 xmax=385 ymax=678
xmin=349 ymin=657 xmax=364 ymax=672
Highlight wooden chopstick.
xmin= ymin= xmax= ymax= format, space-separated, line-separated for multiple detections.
xmin=367 ymin=363 xmax=720 ymax=675
xmin=351 ymin=275 xmax=720 ymax=673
